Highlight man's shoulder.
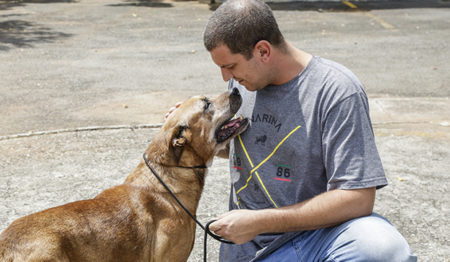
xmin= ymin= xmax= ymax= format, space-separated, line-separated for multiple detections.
xmin=312 ymin=57 xmax=361 ymax=86
xmin=309 ymin=56 xmax=366 ymax=102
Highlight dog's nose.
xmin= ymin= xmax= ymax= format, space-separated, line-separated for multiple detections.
xmin=231 ymin=88 xmax=240 ymax=97
xmin=230 ymin=88 xmax=242 ymax=113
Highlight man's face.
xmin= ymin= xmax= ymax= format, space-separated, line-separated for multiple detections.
xmin=210 ymin=44 xmax=267 ymax=91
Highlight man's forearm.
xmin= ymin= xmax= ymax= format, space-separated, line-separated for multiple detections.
xmin=256 ymin=187 xmax=376 ymax=233
xmin=210 ymin=187 xmax=375 ymax=244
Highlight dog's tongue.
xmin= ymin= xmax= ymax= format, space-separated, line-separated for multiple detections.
xmin=223 ymin=118 xmax=242 ymax=129
xmin=217 ymin=117 xmax=244 ymax=142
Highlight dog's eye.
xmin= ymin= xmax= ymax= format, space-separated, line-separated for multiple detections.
xmin=202 ymin=98 xmax=212 ymax=111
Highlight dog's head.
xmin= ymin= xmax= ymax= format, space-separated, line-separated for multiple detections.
xmin=157 ymin=88 xmax=249 ymax=167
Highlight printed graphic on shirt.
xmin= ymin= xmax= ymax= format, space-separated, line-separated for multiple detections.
xmin=255 ymin=135 xmax=267 ymax=146
xmin=231 ymin=124 xmax=302 ymax=209
xmin=252 ymin=113 xmax=282 ymax=132
xmin=232 ymin=153 xmax=242 ymax=171
xmin=274 ymin=164 xmax=292 ymax=182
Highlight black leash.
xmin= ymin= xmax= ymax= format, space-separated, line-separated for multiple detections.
xmin=143 ymin=153 xmax=233 ymax=262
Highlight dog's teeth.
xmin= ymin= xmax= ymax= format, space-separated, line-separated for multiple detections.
xmin=239 ymin=115 xmax=243 ymax=120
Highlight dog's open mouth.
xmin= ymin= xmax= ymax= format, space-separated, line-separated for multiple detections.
xmin=215 ymin=116 xmax=249 ymax=143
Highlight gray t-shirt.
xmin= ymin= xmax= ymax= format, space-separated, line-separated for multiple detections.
xmin=220 ymin=56 xmax=387 ymax=262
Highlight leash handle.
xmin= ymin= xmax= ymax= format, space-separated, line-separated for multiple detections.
xmin=204 ymin=220 xmax=233 ymax=262
xmin=205 ymin=220 xmax=234 ymax=244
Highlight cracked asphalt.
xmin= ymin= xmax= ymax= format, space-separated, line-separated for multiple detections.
xmin=0 ymin=0 xmax=449 ymax=261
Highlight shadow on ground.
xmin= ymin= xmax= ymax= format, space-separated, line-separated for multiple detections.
xmin=209 ymin=0 xmax=450 ymax=11
xmin=0 ymin=20 xmax=73 ymax=51
xmin=0 ymin=0 xmax=75 ymax=11
xmin=107 ymin=0 xmax=174 ymax=8
xmin=0 ymin=0 xmax=74 ymax=50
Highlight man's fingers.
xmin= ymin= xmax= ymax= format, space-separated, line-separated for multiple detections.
xmin=164 ymin=109 xmax=174 ymax=119
xmin=164 ymin=102 xmax=183 ymax=120
xmin=209 ymin=220 xmax=222 ymax=232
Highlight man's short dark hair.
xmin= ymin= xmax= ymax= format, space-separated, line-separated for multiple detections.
xmin=204 ymin=0 xmax=285 ymax=59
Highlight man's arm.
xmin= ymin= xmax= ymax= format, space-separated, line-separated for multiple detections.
xmin=209 ymin=187 xmax=375 ymax=244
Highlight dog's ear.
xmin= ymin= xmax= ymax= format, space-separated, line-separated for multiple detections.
xmin=171 ymin=125 xmax=191 ymax=147
xmin=170 ymin=125 xmax=192 ymax=163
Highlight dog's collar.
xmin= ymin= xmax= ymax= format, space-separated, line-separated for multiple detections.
xmin=143 ymin=153 xmax=206 ymax=184
xmin=160 ymin=164 xmax=207 ymax=169
xmin=142 ymin=153 xmax=206 ymax=170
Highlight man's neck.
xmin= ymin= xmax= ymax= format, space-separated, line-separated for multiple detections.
xmin=271 ymin=42 xmax=312 ymax=86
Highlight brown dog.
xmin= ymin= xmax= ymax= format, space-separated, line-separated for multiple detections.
xmin=0 ymin=89 xmax=248 ymax=262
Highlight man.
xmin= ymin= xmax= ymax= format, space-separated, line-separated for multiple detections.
xmin=169 ymin=0 xmax=416 ymax=260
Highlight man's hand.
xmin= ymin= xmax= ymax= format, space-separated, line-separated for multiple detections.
xmin=209 ymin=209 xmax=262 ymax=245
xmin=164 ymin=102 xmax=183 ymax=120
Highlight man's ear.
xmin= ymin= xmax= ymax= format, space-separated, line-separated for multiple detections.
xmin=170 ymin=125 xmax=192 ymax=163
xmin=253 ymin=40 xmax=271 ymax=62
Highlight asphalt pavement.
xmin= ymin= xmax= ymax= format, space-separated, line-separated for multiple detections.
xmin=0 ymin=0 xmax=449 ymax=261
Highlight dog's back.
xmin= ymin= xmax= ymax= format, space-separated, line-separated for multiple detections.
xmin=0 ymin=214 xmax=64 ymax=261
xmin=0 ymin=238 xmax=13 ymax=262
xmin=0 ymin=202 xmax=93 ymax=262
xmin=0 ymin=185 xmax=152 ymax=262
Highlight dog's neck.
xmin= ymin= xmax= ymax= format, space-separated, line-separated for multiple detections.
xmin=124 ymin=138 xmax=209 ymax=213
xmin=127 ymin=152 xmax=206 ymax=189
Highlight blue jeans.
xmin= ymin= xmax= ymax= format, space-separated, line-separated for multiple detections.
xmin=255 ymin=213 xmax=417 ymax=262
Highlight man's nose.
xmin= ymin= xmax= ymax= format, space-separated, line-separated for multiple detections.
xmin=221 ymin=68 xmax=233 ymax=82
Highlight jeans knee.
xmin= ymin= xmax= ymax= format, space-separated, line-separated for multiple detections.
xmin=330 ymin=215 xmax=417 ymax=262
xmin=353 ymin=232 xmax=416 ymax=262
